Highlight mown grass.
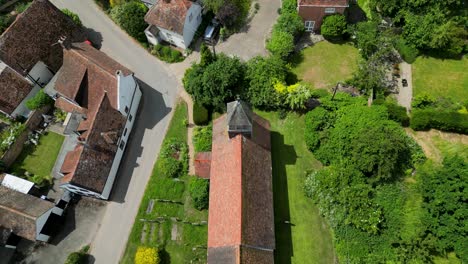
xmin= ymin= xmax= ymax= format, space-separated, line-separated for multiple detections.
xmin=292 ymin=41 xmax=359 ymax=90
xmin=11 ymin=131 xmax=64 ymax=180
xmin=121 ymin=101 xmax=208 ymax=264
xmin=412 ymin=56 xmax=468 ymax=103
xmin=256 ymin=111 xmax=336 ymax=264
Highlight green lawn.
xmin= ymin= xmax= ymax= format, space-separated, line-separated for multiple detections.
xmin=412 ymin=56 xmax=468 ymax=103
xmin=11 ymin=131 xmax=64 ymax=180
xmin=121 ymin=101 xmax=208 ymax=264
xmin=292 ymin=41 xmax=359 ymax=90
xmin=256 ymin=111 xmax=335 ymax=264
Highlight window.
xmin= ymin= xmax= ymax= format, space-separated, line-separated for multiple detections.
xmin=119 ymin=140 xmax=126 ymax=150
xmin=305 ymin=21 xmax=315 ymax=32
xmin=189 ymin=13 xmax=193 ymax=22
xmin=123 ymin=128 xmax=128 ymax=136
xmin=325 ymin=7 xmax=336 ymax=13
xmin=129 ymin=114 xmax=133 ymax=122
xmin=125 ymin=106 xmax=129 ymax=113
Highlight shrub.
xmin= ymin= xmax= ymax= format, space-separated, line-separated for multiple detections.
xmin=158 ymin=157 xmax=182 ymax=178
xmin=26 ymin=90 xmax=53 ymax=110
xmin=304 ymin=107 xmax=331 ymax=151
xmin=266 ymin=30 xmax=295 ymax=60
xmin=109 ymin=0 xmax=126 ymax=8
xmin=151 ymin=44 xmax=184 ymax=63
xmin=193 ymin=103 xmax=209 ymax=125
xmin=65 ymin=245 xmax=89 ymax=264
xmin=410 ymin=109 xmax=468 ymax=134
xmin=110 ymin=2 xmax=148 ymax=42
xmin=54 ymin=109 xmax=68 ymax=123
xmin=200 ymin=44 xmax=214 ymax=67
xmin=273 ymin=12 xmax=304 ymax=38
xmin=412 ymin=93 xmax=436 ymax=109
xmin=135 ymin=247 xmax=160 ymax=264
xmin=189 ymin=177 xmax=209 ymax=210
xmin=193 ymin=125 xmax=212 ymax=152
xmin=62 ymin=9 xmax=82 ymax=27
xmin=321 ymin=14 xmax=347 ymax=40
xmin=281 ymin=0 xmax=297 ymax=13
xmin=395 ymin=38 xmax=419 ymax=64
xmin=383 ymin=102 xmax=409 ymax=127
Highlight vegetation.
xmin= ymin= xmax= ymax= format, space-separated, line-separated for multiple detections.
xmin=410 ymin=110 xmax=468 ymax=134
xmin=61 ymin=9 xmax=82 ymax=27
xmin=292 ymin=41 xmax=359 ymax=89
xmin=266 ymin=30 xmax=295 ymax=59
xmin=412 ymin=56 xmax=468 ymax=104
xmin=0 ymin=123 xmax=26 ymax=156
xmin=54 ymin=109 xmax=68 ymax=123
xmin=157 ymin=138 xmax=188 ymax=178
xmin=135 ymin=247 xmax=160 ymax=264
xmin=11 ymin=132 xmax=64 ymax=187
xmin=26 ymin=90 xmax=53 ymax=110
xmin=151 ymin=44 xmax=184 ymax=63
xmin=189 ymin=177 xmax=209 ymax=210
xmin=273 ymin=11 xmax=304 ymax=38
xmin=256 ymin=110 xmax=336 ymax=263
xmin=110 ymin=1 xmax=148 ymax=42
xmin=122 ymin=102 xmax=208 ymax=264
xmin=193 ymin=125 xmax=212 ymax=152
xmin=192 ymin=103 xmax=208 ymax=125
xmin=320 ymin=14 xmax=347 ymax=40
xmin=64 ymin=245 xmax=90 ymax=264
xmin=202 ymin=0 xmax=250 ymax=29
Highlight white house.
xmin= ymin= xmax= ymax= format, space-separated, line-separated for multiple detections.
xmin=144 ymin=0 xmax=203 ymax=49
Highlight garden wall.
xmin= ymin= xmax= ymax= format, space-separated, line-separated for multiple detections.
xmin=25 ymin=105 xmax=50 ymax=130
xmin=1 ymin=129 xmax=28 ymax=168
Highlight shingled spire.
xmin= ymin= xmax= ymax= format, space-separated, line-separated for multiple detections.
xmin=226 ymin=99 xmax=252 ymax=138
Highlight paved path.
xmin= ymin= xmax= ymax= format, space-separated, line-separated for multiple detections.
xmin=50 ymin=1 xmax=180 ymax=264
xmin=396 ymin=62 xmax=413 ymax=112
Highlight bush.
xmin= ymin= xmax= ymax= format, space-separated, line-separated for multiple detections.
xmin=383 ymin=102 xmax=409 ymax=127
xmin=110 ymin=2 xmax=148 ymax=42
xmin=158 ymin=157 xmax=182 ymax=178
xmin=62 ymin=9 xmax=82 ymax=27
xmin=412 ymin=93 xmax=436 ymax=109
xmin=135 ymin=247 xmax=160 ymax=264
xmin=321 ymin=14 xmax=347 ymax=40
xmin=304 ymin=107 xmax=331 ymax=151
xmin=189 ymin=177 xmax=209 ymax=210
xmin=193 ymin=103 xmax=209 ymax=125
xmin=65 ymin=245 xmax=89 ymax=264
xmin=26 ymin=90 xmax=53 ymax=110
xmin=395 ymin=38 xmax=419 ymax=64
xmin=273 ymin=12 xmax=304 ymax=38
xmin=151 ymin=44 xmax=184 ymax=63
xmin=410 ymin=109 xmax=468 ymax=134
xmin=266 ymin=30 xmax=295 ymax=60
xmin=281 ymin=0 xmax=297 ymax=13
xmin=193 ymin=125 xmax=212 ymax=152
xmin=54 ymin=109 xmax=68 ymax=123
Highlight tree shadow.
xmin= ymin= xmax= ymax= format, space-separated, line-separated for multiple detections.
xmin=271 ymin=131 xmax=297 ymax=264
xmin=85 ymin=27 xmax=103 ymax=50
xmin=160 ymin=248 xmax=171 ymax=264
xmin=346 ymin=2 xmax=368 ymax=24
xmin=109 ymin=79 xmax=171 ymax=203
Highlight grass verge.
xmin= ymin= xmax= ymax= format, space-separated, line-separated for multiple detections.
xmin=291 ymin=41 xmax=359 ymax=90
xmin=121 ymin=101 xmax=208 ymax=264
xmin=256 ymin=111 xmax=336 ymax=264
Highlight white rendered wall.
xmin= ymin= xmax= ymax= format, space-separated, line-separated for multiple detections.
xmin=183 ymin=4 xmax=203 ymax=49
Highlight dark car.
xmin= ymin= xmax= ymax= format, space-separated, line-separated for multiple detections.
xmin=203 ymin=19 xmax=220 ymax=45
xmin=402 ymin=79 xmax=408 ymax=87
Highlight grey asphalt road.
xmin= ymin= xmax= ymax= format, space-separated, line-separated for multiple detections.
xmin=50 ymin=1 xmax=180 ymax=263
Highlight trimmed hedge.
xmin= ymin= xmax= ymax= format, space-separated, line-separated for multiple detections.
xmin=193 ymin=125 xmax=212 ymax=152
xmin=189 ymin=177 xmax=209 ymax=210
xmin=395 ymin=38 xmax=419 ymax=64
xmin=385 ymin=103 xmax=409 ymax=127
xmin=193 ymin=103 xmax=209 ymax=125
xmin=410 ymin=109 xmax=468 ymax=134
xmin=151 ymin=44 xmax=184 ymax=63
xmin=304 ymin=107 xmax=331 ymax=151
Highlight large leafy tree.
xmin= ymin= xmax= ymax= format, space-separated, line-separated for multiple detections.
xmin=273 ymin=12 xmax=304 ymax=37
xmin=321 ymin=14 xmax=347 ymax=40
xmin=110 ymin=1 xmax=148 ymax=42
xmin=266 ymin=30 xmax=295 ymax=59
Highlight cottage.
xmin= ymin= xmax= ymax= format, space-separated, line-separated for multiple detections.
xmin=46 ymin=41 xmax=141 ymax=200
xmin=207 ymin=100 xmax=275 ymax=264
xmin=144 ymin=0 xmax=202 ymax=49
xmin=0 ymin=0 xmax=85 ymax=118
xmin=298 ymin=0 xmax=349 ymax=31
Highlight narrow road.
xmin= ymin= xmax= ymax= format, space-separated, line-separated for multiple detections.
xmin=396 ymin=62 xmax=413 ymax=112
xmin=50 ymin=1 xmax=180 ymax=263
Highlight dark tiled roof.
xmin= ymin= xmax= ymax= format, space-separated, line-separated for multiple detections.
xmin=0 ymin=0 xmax=86 ymax=75
xmin=0 ymin=186 xmax=54 ymax=241
xmin=207 ymin=246 xmax=237 ymax=264
xmin=0 ymin=63 xmax=33 ymax=115
xmin=145 ymin=0 xmax=192 ymax=35
xmin=194 ymin=152 xmax=211 ymax=179
xmin=0 ymin=227 xmax=12 ymax=246
xmin=298 ymin=0 xmax=349 ymax=6
xmin=227 ymin=100 xmax=252 ymax=135
xmin=208 ymin=108 xmax=275 ymax=263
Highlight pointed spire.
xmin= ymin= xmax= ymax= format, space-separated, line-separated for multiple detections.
xmin=226 ymin=98 xmax=252 ymax=138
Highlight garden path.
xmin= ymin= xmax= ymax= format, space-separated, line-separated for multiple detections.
xmin=396 ymin=62 xmax=413 ymax=112
xmin=179 ymin=90 xmax=195 ymax=175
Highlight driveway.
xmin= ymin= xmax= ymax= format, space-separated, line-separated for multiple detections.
xmin=49 ymin=1 xmax=179 ymax=264
xmin=216 ymin=0 xmax=281 ymax=60
xmin=396 ymin=62 xmax=413 ymax=112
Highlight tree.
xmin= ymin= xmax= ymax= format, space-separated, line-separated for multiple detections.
xmin=266 ymin=30 xmax=295 ymax=59
xmin=285 ymin=83 xmax=313 ymax=110
xmin=189 ymin=177 xmax=209 ymax=210
xmin=245 ymin=56 xmax=288 ymax=108
xmin=203 ymin=0 xmax=250 ymax=29
xmin=26 ymin=90 xmax=53 ymax=110
xmin=273 ymin=12 xmax=304 ymax=37
xmin=62 ymin=9 xmax=82 ymax=27
xmin=321 ymin=14 xmax=347 ymax=40
xmin=135 ymin=247 xmax=160 ymax=264
xmin=110 ymin=2 xmax=148 ymax=42
xmin=351 ymin=21 xmax=379 ymax=59
xmin=200 ymin=44 xmax=214 ymax=67
xmin=183 ymin=54 xmax=245 ymax=109
xmin=217 ymin=1 xmax=241 ymax=28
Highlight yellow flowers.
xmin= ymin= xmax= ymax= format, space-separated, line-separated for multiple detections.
xmin=135 ymin=247 xmax=160 ymax=264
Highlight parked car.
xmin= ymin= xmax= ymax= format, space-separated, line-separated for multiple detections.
xmin=204 ymin=19 xmax=220 ymax=45
xmin=402 ymin=79 xmax=408 ymax=87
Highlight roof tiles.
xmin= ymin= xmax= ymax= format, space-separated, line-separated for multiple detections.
xmin=145 ymin=0 xmax=192 ymax=35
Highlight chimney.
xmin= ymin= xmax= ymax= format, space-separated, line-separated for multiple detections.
xmin=57 ymin=36 xmax=71 ymax=50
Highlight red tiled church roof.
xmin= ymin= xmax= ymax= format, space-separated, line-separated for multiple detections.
xmin=207 ymin=109 xmax=275 ymax=263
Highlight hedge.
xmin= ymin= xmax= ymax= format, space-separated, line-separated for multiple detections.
xmin=410 ymin=109 xmax=468 ymax=134
xmin=189 ymin=177 xmax=209 ymax=210
xmin=193 ymin=103 xmax=209 ymax=125
xmin=151 ymin=44 xmax=184 ymax=63
xmin=395 ymin=38 xmax=419 ymax=64
xmin=158 ymin=157 xmax=182 ymax=178
xmin=384 ymin=102 xmax=409 ymax=127
xmin=193 ymin=125 xmax=212 ymax=152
